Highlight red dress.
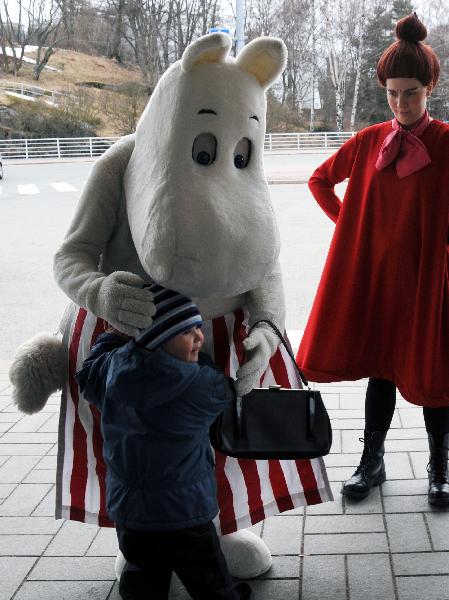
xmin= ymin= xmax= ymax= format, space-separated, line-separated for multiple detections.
xmin=297 ymin=120 xmax=449 ymax=407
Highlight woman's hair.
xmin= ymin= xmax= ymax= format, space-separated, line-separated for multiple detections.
xmin=377 ymin=13 xmax=440 ymax=88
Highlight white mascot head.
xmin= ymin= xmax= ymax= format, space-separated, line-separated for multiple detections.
xmin=124 ymin=33 xmax=286 ymax=297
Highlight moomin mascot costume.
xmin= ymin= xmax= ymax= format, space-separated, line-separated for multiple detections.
xmin=10 ymin=33 xmax=332 ymax=581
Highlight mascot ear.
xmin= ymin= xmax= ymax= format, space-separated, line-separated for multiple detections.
xmin=181 ymin=32 xmax=232 ymax=72
xmin=236 ymin=37 xmax=287 ymax=89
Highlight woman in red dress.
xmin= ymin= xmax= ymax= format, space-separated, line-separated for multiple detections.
xmin=297 ymin=13 xmax=449 ymax=505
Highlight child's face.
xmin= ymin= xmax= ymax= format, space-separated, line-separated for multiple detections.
xmin=162 ymin=326 xmax=204 ymax=362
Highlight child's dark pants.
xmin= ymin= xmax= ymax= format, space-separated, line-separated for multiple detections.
xmin=116 ymin=522 xmax=242 ymax=600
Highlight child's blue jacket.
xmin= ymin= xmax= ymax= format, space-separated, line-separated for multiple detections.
xmin=76 ymin=333 xmax=234 ymax=531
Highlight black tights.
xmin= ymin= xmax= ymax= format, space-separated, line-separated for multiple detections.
xmin=365 ymin=378 xmax=449 ymax=435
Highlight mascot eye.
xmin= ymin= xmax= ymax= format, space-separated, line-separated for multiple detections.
xmin=192 ymin=133 xmax=217 ymax=167
xmin=234 ymin=138 xmax=251 ymax=169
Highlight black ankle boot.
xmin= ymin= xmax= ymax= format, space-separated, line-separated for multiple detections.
xmin=341 ymin=430 xmax=388 ymax=500
xmin=427 ymin=432 xmax=449 ymax=506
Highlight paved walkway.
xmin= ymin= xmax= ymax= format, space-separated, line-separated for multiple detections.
xmin=1 ymin=353 xmax=448 ymax=600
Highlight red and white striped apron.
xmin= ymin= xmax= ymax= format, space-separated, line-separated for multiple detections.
xmin=55 ymin=305 xmax=332 ymax=534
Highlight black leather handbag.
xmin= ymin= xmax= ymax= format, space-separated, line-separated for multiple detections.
xmin=209 ymin=320 xmax=332 ymax=460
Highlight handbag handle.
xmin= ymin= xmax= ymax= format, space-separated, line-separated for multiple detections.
xmin=250 ymin=319 xmax=310 ymax=388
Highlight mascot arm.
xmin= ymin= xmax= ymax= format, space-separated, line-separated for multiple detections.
xmin=235 ymin=261 xmax=286 ymax=397
xmin=53 ymin=141 xmax=155 ymax=336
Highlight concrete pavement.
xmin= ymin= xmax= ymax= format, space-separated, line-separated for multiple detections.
xmin=1 ymin=356 xmax=448 ymax=600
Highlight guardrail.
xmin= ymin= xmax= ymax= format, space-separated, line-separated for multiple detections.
xmin=0 ymin=132 xmax=355 ymax=160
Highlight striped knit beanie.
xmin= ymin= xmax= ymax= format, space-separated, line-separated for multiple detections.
xmin=135 ymin=283 xmax=202 ymax=350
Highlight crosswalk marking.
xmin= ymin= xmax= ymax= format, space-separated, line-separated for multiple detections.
xmin=17 ymin=184 xmax=40 ymax=195
xmin=50 ymin=182 xmax=78 ymax=192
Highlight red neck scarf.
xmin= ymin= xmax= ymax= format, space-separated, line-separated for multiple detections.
xmin=375 ymin=110 xmax=432 ymax=178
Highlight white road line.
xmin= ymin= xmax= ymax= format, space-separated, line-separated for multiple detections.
xmin=50 ymin=182 xmax=78 ymax=192
xmin=17 ymin=184 xmax=40 ymax=195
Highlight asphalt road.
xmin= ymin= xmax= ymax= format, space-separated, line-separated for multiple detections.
xmin=0 ymin=154 xmax=344 ymax=360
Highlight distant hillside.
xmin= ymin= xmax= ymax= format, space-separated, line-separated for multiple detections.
xmin=0 ymin=48 xmax=149 ymax=137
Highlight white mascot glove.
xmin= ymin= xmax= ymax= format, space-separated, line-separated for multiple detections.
xmin=235 ymin=325 xmax=280 ymax=397
xmin=91 ymin=271 xmax=156 ymax=337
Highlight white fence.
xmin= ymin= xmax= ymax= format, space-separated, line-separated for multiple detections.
xmin=0 ymin=80 xmax=66 ymax=104
xmin=0 ymin=132 xmax=355 ymax=160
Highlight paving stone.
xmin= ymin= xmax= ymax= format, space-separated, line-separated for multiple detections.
xmin=329 ymin=429 xmax=342 ymax=454
xmin=31 ymin=486 xmax=56 ymax=517
xmin=87 ymin=527 xmax=119 ymax=556
xmin=383 ymin=495 xmax=432 ymax=513
xmin=408 ymin=452 xmax=429 ymax=478
xmin=382 ymin=479 xmax=428 ymax=496
xmin=0 ymin=456 xmax=41 ymax=483
xmin=329 ymin=409 xmax=365 ymax=420
xmin=1 ymin=432 xmax=58 ymax=444
xmin=47 ymin=443 xmax=58 ymax=455
xmin=36 ymin=455 xmax=57 ymax=469
xmin=0 ymin=516 xmax=62 ymax=534
xmin=0 ymin=483 xmax=17 ymax=499
xmin=426 ymin=513 xmax=449 ymax=551
xmin=347 ymin=554 xmax=395 ymax=600
xmin=323 ymin=453 xmax=359 ymax=468
xmin=0 ymin=413 xmax=21 ymax=423
xmin=262 ymin=515 xmax=303 ymax=554
xmin=0 ymin=422 xmax=14 ymax=432
xmin=44 ymin=520 xmax=99 ymax=556
xmin=38 ymin=413 xmax=59 ymax=433
xmin=306 ymin=483 xmax=343 ymax=515
xmin=344 ymin=485 xmax=383 ymax=514
xmin=14 ymin=581 xmax=113 ymax=600
xmin=259 ymin=554 xmax=300 ymax=578
xmin=305 ymin=513 xmax=384 ymax=534
xmin=386 ymin=428 xmax=427 ymax=440
xmin=0 ymin=483 xmax=53 ymax=516
xmin=396 ymin=575 xmax=449 ymax=600
xmin=23 ymin=469 xmax=55 ymax=484
xmin=8 ymin=413 xmax=54 ymax=433
xmin=0 ymin=534 xmax=52 ymax=556
xmin=398 ymin=409 xmax=425 ymax=428
xmin=321 ymin=393 xmax=340 ymax=409
xmin=393 ymin=552 xmax=449 ymax=575
xmin=386 ymin=438 xmax=428 ymax=452
xmin=301 ymin=554 xmax=346 ymax=600
xmin=0 ymin=443 xmax=52 ymax=456
xmin=383 ymin=452 xmax=414 ymax=479
xmin=339 ymin=393 xmax=365 ymax=409
xmin=249 ymin=578 xmax=299 ymax=599
xmin=28 ymin=556 xmax=116 ymax=580
xmin=326 ymin=466 xmax=359 ymax=482
xmin=0 ymin=556 xmax=37 ymax=600
xmin=331 ymin=419 xmax=366 ymax=430
xmin=304 ymin=532 xmax=388 ymax=554
xmin=385 ymin=513 xmax=431 ymax=552
xmin=341 ymin=430 xmax=365 ymax=453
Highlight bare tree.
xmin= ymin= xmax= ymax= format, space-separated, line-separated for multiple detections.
xmin=0 ymin=0 xmax=30 ymax=75
xmin=26 ymin=0 xmax=62 ymax=80
xmin=349 ymin=0 xmax=367 ymax=129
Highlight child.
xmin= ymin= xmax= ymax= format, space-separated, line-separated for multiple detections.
xmin=76 ymin=284 xmax=252 ymax=600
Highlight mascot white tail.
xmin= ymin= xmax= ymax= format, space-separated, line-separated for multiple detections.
xmin=9 ymin=32 xmax=332 ymax=581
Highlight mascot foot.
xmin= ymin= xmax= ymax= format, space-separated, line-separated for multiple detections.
xmin=115 ymin=529 xmax=272 ymax=582
xmin=220 ymin=529 xmax=272 ymax=579
xmin=9 ymin=334 xmax=66 ymax=414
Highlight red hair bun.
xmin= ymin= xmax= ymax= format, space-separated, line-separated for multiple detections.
xmin=396 ymin=13 xmax=427 ymax=42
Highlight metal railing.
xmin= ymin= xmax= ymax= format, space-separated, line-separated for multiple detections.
xmin=0 ymin=80 xmax=66 ymax=104
xmin=264 ymin=131 xmax=355 ymax=151
xmin=0 ymin=132 xmax=355 ymax=160
xmin=0 ymin=136 xmax=120 ymax=159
